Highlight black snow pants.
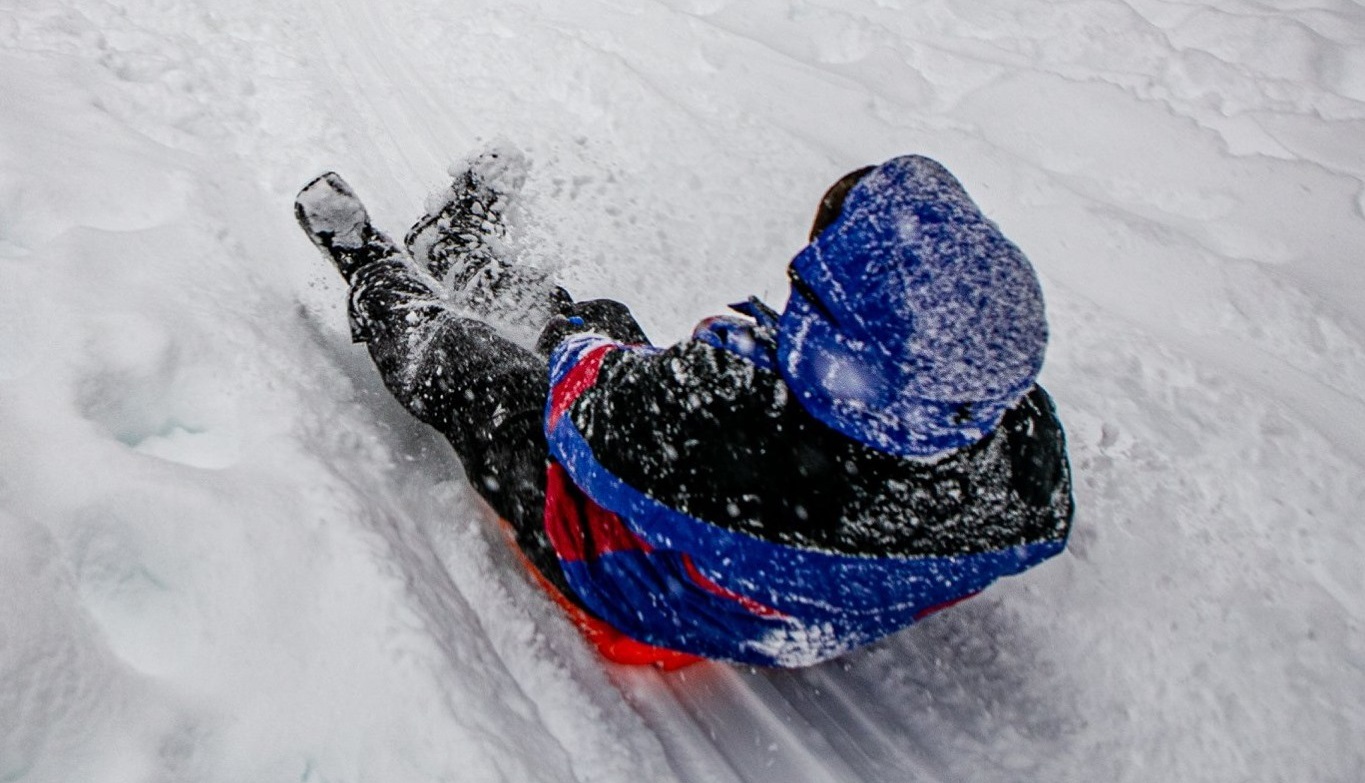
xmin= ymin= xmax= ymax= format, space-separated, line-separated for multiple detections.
xmin=346 ymin=255 xmax=647 ymax=599
xmin=348 ymin=255 xmax=555 ymax=571
xmin=295 ymin=168 xmax=647 ymax=599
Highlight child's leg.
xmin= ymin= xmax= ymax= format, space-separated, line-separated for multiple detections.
xmin=296 ymin=173 xmax=571 ymax=595
xmin=349 ymin=258 xmax=551 ymax=517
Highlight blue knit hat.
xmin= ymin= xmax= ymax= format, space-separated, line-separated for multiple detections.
xmin=778 ymin=156 xmax=1048 ymax=458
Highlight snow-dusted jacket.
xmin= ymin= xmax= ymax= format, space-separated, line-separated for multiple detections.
xmin=541 ymin=156 xmax=1073 ymax=667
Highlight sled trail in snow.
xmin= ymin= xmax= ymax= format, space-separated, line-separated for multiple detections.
xmin=0 ymin=0 xmax=1362 ymax=781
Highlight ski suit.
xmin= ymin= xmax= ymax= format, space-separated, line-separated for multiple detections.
xmin=296 ymin=154 xmax=1073 ymax=669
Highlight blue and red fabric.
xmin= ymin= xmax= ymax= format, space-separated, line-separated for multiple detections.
xmin=541 ymin=332 xmax=1066 ymax=668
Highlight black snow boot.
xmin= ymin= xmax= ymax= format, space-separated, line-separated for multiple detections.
xmin=295 ymin=172 xmax=402 ymax=283
xmin=405 ymin=144 xmax=529 ymax=288
xmin=405 ymin=144 xmax=556 ymax=333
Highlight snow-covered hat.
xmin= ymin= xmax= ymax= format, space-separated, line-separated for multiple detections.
xmin=778 ymin=155 xmax=1048 ymax=458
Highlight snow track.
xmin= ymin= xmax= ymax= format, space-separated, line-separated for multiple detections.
xmin=2 ymin=0 xmax=1363 ymax=781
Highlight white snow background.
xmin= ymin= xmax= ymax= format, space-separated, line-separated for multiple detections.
xmin=2 ymin=0 xmax=1363 ymax=781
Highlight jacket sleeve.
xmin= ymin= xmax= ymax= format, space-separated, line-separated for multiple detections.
xmin=545 ymin=312 xmax=777 ymax=434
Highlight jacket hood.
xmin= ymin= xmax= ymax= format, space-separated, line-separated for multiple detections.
xmin=778 ymin=155 xmax=1048 ymax=458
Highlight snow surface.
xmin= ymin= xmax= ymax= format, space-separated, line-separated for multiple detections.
xmin=1 ymin=0 xmax=1363 ymax=780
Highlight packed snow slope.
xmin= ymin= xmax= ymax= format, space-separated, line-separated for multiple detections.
xmin=2 ymin=0 xmax=1363 ymax=781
